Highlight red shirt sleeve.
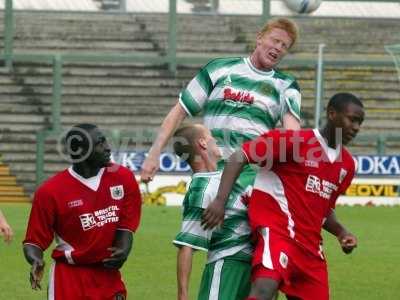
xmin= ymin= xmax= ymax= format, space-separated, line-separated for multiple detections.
xmin=23 ymin=186 xmax=56 ymax=251
xmin=242 ymin=129 xmax=296 ymax=167
xmin=118 ymin=169 xmax=142 ymax=232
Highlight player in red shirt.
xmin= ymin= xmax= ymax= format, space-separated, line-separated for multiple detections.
xmin=202 ymin=93 xmax=365 ymax=300
xmin=23 ymin=123 xmax=142 ymax=300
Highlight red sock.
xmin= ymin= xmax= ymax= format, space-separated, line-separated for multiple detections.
xmin=246 ymin=298 xmax=258 ymax=300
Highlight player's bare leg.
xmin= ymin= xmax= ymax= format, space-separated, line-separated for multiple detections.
xmin=248 ymin=278 xmax=279 ymax=300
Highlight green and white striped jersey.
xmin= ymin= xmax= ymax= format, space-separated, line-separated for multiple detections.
xmin=175 ymin=57 xmax=301 ymax=264
xmin=173 ymin=171 xmax=221 ymax=251
xmin=179 ymin=56 xmax=301 ymax=159
xmin=173 ymin=171 xmax=253 ymax=263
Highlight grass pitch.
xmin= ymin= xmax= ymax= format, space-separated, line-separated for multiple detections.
xmin=0 ymin=203 xmax=399 ymax=299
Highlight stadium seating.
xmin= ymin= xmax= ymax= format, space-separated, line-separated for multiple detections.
xmin=0 ymin=11 xmax=399 ymax=196
xmin=0 ymin=161 xmax=30 ymax=202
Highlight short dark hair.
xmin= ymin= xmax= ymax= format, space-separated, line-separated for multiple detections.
xmin=173 ymin=124 xmax=203 ymax=164
xmin=65 ymin=123 xmax=98 ymax=159
xmin=327 ymin=93 xmax=363 ymax=112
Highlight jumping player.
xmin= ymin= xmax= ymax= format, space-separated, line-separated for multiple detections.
xmin=203 ymin=93 xmax=364 ymax=300
xmin=141 ymin=17 xmax=301 ymax=181
xmin=142 ymin=18 xmax=302 ymax=299
xmin=23 ymin=123 xmax=142 ymax=300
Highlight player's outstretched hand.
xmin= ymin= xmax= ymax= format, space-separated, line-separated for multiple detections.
xmin=30 ymin=260 xmax=45 ymax=290
xmin=103 ymin=247 xmax=127 ymax=269
xmin=338 ymin=232 xmax=357 ymax=254
xmin=201 ymin=199 xmax=225 ymax=230
xmin=0 ymin=218 xmax=13 ymax=244
xmin=140 ymin=154 xmax=159 ymax=183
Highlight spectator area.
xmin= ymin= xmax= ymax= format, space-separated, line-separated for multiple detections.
xmin=0 ymin=11 xmax=399 ymax=196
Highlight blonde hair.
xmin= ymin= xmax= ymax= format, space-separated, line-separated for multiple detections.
xmin=173 ymin=124 xmax=204 ymax=165
xmin=259 ymin=18 xmax=299 ymax=48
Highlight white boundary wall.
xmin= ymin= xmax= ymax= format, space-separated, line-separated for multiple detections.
xmin=0 ymin=0 xmax=98 ymax=10
xmin=2 ymin=0 xmax=400 ymax=18
xmin=137 ymin=175 xmax=400 ymax=206
xmin=128 ymin=0 xmax=400 ymax=18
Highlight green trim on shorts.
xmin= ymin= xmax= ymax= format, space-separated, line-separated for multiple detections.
xmin=197 ymin=257 xmax=251 ymax=300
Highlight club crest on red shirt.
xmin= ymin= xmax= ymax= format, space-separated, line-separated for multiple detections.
xmin=339 ymin=168 xmax=348 ymax=184
xmin=110 ymin=185 xmax=124 ymax=200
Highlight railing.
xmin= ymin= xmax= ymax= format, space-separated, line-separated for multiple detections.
xmin=4 ymin=0 xmax=400 ymax=72
xmin=3 ymin=0 xmax=13 ymax=70
xmin=1 ymin=52 xmax=395 ymax=132
xmin=30 ymin=51 xmax=399 ymax=185
xmin=35 ymin=129 xmax=60 ymax=186
xmin=385 ymin=44 xmax=400 ymax=82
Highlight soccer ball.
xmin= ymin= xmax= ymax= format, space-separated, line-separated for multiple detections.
xmin=282 ymin=0 xmax=322 ymax=14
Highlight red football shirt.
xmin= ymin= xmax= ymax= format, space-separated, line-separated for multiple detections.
xmin=24 ymin=163 xmax=142 ymax=265
xmin=242 ymin=129 xmax=355 ymax=258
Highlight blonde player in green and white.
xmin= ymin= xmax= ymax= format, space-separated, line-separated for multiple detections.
xmin=172 ymin=123 xmax=253 ymax=300
xmin=141 ymin=18 xmax=302 ymax=299
xmin=172 ymin=124 xmax=220 ymax=299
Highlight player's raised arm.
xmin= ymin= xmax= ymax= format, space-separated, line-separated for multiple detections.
xmin=323 ymin=209 xmax=357 ymax=254
xmin=202 ymin=150 xmax=248 ymax=229
xmin=140 ymin=102 xmax=188 ymax=183
xmin=0 ymin=209 xmax=13 ymax=244
xmin=202 ymin=130 xmax=290 ymax=229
